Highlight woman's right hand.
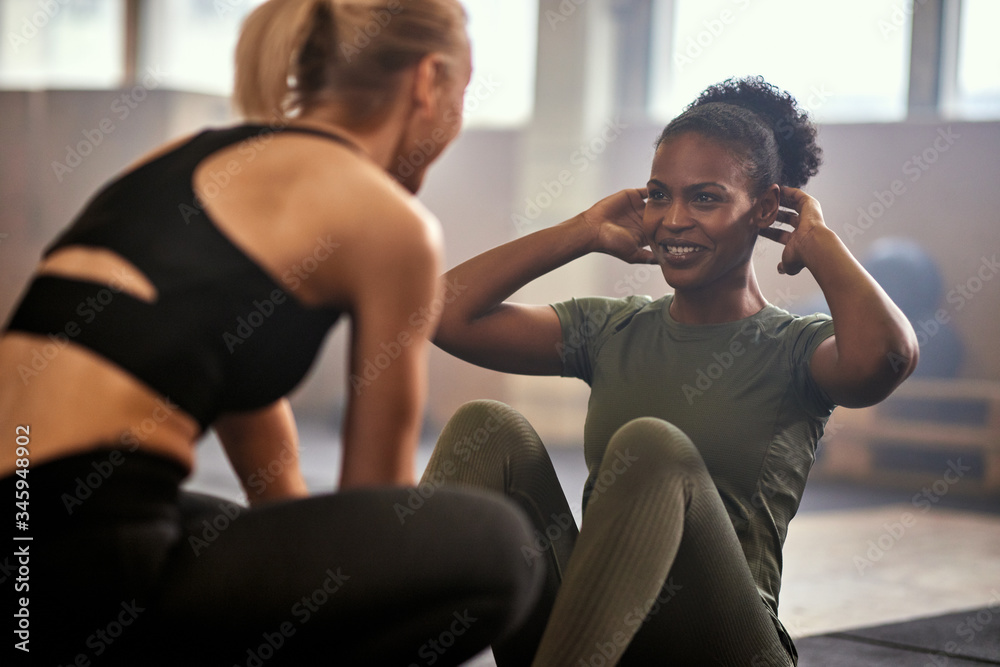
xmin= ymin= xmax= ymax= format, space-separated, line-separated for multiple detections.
xmin=576 ymin=188 xmax=656 ymax=265
xmin=433 ymin=188 xmax=654 ymax=377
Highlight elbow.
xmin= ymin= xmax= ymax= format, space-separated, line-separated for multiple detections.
xmin=872 ymin=320 xmax=922 ymax=390
xmin=887 ymin=322 xmax=921 ymax=382
xmin=428 ymin=296 xmax=476 ymax=349
xmin=431 ymin=308 xmax=487 ymax=355
xmin=844 ymin=337 xmax=920 ymax=408
xmin=897 ymin=332 xmax=920 ymax=379
xmin=430 ymin=313 xmax=464 ymax=353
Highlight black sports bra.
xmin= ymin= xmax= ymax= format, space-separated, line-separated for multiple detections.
xmin=4 ymin=125 xmax=356 ymax=429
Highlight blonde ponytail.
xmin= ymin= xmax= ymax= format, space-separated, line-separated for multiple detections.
xmin=234 ymin=0 xmax=319 ymax=122
xmin=234 ymin=0 xmax=467 ymax=125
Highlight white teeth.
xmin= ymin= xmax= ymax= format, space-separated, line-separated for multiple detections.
xmin=666 ymin=245 xmax=702 ymax=255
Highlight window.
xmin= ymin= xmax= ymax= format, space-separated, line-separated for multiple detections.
xmin=463 ymin=0 xmax=538 ymax=127
xmin=138 ymin=0 xmax=266 ymax=96
xmin=0 ymin=0 xmax=538 ymax=124
xmin=649 ymin=0 xmax=913 ymax=123
xmin=140 ymin=0 xmax=537 ymax=125
xmin=949 ymin=0 xmax=1000 ymax=119
xmin=0 ymin=0 xmax=125 ymax=89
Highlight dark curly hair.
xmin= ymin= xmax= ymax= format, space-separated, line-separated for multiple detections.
xmin=654 ymin=76 xmax=822 ymax=193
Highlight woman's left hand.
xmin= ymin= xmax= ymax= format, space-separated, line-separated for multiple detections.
xmin=758 ymin=185 xmax=829 ymax=276
xmin=761 ymin=185 xmax=920 ymax=407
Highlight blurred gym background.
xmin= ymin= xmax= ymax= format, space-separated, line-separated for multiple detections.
xmin=2 ymin=2 xmax=998 ymax=660
xmin=2 ymin=0 xmax=997 ymax=445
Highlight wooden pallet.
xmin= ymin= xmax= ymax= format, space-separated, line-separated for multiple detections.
xmin=815 ymin=378 xmax=1000 ymax=493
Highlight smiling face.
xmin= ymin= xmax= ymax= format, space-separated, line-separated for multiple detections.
xmin=644 ymin=131 xmax=773 ymax=295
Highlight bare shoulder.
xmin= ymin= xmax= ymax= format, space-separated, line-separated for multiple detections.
xmin=306 ymin=153 xmax=443 ymax=262
xmin=285 ymin=152 xmax=443 ymax=304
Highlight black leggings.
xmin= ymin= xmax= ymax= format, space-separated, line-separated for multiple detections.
xmin=3 ymin=447 xmax=542 ymax=666
xmin=422 ymin=400 xmax=797 ymax=667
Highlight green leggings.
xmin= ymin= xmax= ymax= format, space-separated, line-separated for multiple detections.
xmin=421 ymin=400 xmax=796 ymax=667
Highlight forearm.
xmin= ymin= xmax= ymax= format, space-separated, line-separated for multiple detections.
xmin=339 ymin=313 xmax=433 ymax=489
xmin=804 ymin=227 xmax=919 ymax=383
xmin=433 ymin=188 xmax=648 ymax=374
xmin=242 ymin=438 xmax=309 ymax=505
xmin=339 ymin=366 xmax=424 ymax=489
xmin=437 ymin=216 xmax=595 ymax=341
xmin=215 ymin=400 xmax=309 ymax=506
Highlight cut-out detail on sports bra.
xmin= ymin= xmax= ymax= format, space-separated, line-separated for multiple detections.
xmin=37 ymin=246 xmax=159 ymax=303
xmin=189 ymin=123 xmax=364 ymax=308
xmin=4 ymin=125 xmax=353 ymax=429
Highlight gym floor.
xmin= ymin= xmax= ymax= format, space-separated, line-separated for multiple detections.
xmin=184 ymin=421 xmax=1000 ymax=666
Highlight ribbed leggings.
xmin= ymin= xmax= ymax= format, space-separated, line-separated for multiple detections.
xmin=421 ymin=400 xmax=796 ymax=667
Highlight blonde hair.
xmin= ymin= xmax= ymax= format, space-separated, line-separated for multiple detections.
xmin=234 ymin=0 xmax=467 ymax=124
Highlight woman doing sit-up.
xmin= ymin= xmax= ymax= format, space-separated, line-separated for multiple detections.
xmin=423 ymin=77 xmax=919 ymax=666
xmin=0 ymin=0 xmax=541 ymax=664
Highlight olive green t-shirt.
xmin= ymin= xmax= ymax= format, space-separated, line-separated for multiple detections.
xmin=552 ymin=294 xmax=836 ymax=618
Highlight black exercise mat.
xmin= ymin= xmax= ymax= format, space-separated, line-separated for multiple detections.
xmin=797 ymin=606 xmax=1000 ymax=665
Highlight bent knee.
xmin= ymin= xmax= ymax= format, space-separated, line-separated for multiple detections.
xmin=603 ymin=417 xmax=706 ymax=481
xmin=436 ymin=400 xmax=546 ymax=463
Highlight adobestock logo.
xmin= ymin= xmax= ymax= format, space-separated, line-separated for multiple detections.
xmin=544 ymin=0 xmax=588 ymax=31
xmin=673 ymin=0 xmax=755 ymax=72
xmin=395 ymin=74 xmax=501 ymax=181
xmin=338 ymin=0 xmax=405 ymax=64
xmin=51 ymin=67 xmax=168 ymax=183
xmin=6 ymin=0 xmax=70 ymax=52
xmin=512 ymin=116 xmax=628 ymax=235
xmin=844 ymin=126 xmax=960 ymax=245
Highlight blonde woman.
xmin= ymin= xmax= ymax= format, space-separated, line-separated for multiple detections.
xmin=0 ymin=1 xmax=540 ymax=664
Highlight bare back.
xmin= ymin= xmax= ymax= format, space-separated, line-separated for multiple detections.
xmin=0 ymin=128 xmax=437 ymax=477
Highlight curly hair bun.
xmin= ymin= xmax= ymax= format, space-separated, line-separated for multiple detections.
xmin=688 ymin=76 xmax=822 ymax=188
